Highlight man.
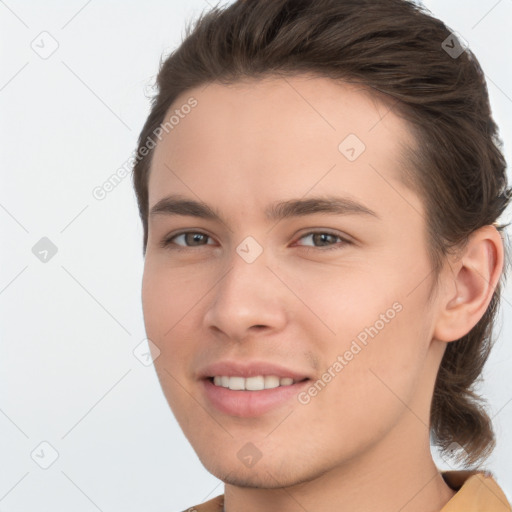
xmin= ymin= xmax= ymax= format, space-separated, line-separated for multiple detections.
xmin=131 ymin=0 xmax=512 ymax=510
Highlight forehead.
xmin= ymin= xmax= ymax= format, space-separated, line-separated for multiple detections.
xmin=166 ymin=73 xmax=404 ymax=133
xmin=164 ymin=75 xmax=405 ymax=143
xmin=147 ymin=74 xmax=420 ymax=218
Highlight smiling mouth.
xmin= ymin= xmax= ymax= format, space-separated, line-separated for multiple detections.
xmin=209 ymin=375 xmax=309 ymax=391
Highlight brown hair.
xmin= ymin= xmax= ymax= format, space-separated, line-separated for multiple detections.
xmin=131 ymin=0 xmax=511 ymax=468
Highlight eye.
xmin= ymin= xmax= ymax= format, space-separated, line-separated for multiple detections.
xmin=159 ymin=229 xmax=352 ymax=252
xmin=160 ymin=231 xmax=216 ymax=249
xmin=294 ymin=231 xmax=351 ymax=251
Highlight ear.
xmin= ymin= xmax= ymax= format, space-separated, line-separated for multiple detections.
xmin=433 ymin=225 xmax=504 ymax=343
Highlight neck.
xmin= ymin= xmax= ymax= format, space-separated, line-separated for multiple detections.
xmin=223 ymin=417 xmax=457 ymax=512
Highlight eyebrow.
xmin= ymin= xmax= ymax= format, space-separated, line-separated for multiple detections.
xmin=149 ymin=194 xmax=379 ymax=223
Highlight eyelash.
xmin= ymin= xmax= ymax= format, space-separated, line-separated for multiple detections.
xmin=159 ymin=230 xmax=352 ymax=252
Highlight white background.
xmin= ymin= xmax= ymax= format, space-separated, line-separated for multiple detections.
xmin=1 ymin=1 xmax=511 ymax=510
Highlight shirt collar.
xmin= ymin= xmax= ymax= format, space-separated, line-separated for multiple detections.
xmin=440 ymin=470 xmax=511 ymax=511
xmin=189 ymin=470 xmax=511 ymax=511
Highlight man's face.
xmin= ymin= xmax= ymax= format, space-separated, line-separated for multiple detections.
xmin=142 ymin=75 xmax=445 ymax=487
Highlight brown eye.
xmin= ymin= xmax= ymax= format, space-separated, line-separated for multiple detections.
xmin=295 ymin=231 xmax=351 ymax=250
xmin=160 ymin=231 xmax=215 ymax=249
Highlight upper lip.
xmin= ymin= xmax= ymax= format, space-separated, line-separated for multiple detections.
xmin=198 ymin=360 xmax=312 ymax=381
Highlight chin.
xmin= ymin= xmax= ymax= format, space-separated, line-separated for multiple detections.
xmin=198 ymin=452 xmax=323 ymax=489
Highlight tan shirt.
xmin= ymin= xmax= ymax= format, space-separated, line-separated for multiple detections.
xmin=182 ymin=470 xmax=511 ymax=512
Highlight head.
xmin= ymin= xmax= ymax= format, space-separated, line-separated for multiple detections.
xmin=132 ymin=0 xmax=510 ymax=485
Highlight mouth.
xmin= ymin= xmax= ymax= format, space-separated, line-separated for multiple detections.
xmin=200 ymin=374 xmax=311 ymax=417
xmin=208 ymin=375 xmax=309 ymax=391
xmin=198 ymin=360 xmax=313 ymax=417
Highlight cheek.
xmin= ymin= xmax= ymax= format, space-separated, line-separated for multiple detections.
xmin=295 ymin=312 xmax=428 ymax=452
xmin=141 ymin=266 xmax=190 ymax=381
xmin=141 ymin=262 xmax=217 ymax=384
xmin=141 ymin=262 xmax=201 ymax=339
xmin=286 ymin=260 xmax=401 ymax=341
xmin=292 ymin=254 xmax=432 ymax=403
xmin=141 ymin=266 xmax=197 ymax=415
xmin=141 ymin=267 xmax=168 ymax=340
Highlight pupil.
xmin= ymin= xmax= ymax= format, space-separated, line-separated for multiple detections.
xmin=188 ymin=233 xmax=205 ymax=245
xmin=314 ymin=233 xmax=333 ymax=246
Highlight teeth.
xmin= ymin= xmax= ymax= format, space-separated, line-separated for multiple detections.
xmin=229 ymin=376 xmax=245 ymax=390
xmin=245 ymin=376 xmax=264 ymax=391
xmin=212 ymin=375 xmax=297 ymax=390
xmin=264 ymin=376 xmax=280 ymax=389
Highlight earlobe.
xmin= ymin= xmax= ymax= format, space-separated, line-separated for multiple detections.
xmin=433 ymin=225 xmax=504 ymax=343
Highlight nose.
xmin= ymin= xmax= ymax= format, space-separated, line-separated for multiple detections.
xmin=203 ymin=245 xmax=288 ymax=342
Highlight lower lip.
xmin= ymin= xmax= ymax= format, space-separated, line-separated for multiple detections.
xmin=201 ymin=378 xmax=310 ymax=417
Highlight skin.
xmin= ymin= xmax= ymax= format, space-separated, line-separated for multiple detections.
xmin=141 ymin=75 xmax=503 ymax=512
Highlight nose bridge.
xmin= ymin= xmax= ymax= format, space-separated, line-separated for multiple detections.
xmin=218 ymin=238 xmax=272 ymax=310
